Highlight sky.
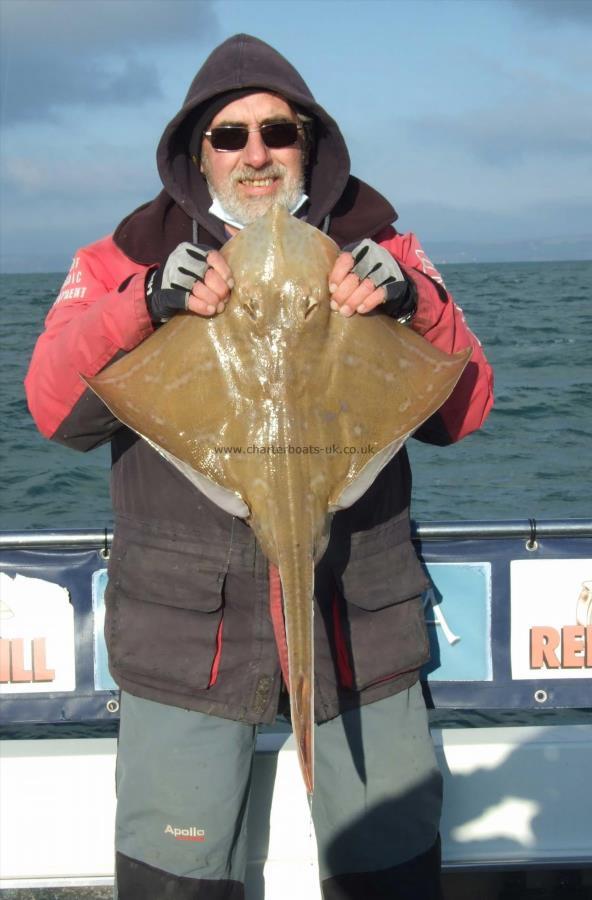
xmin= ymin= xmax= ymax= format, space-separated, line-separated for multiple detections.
xmin=1 ymin=0 xmax=591 ymax=271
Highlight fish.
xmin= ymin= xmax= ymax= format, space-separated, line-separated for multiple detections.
xmin=85 ymin=205 xmax=471 ymax=794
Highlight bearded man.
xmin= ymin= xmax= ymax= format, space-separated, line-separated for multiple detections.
xmin=26 ymin=33 xmax=493 ymax=900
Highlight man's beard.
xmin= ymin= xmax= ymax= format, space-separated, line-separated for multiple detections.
xmin=202 ymin=160 xmax=305 ymax=226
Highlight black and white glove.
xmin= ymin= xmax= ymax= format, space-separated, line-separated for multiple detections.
xmin=145 ymin=243 xmax=212 ymax=323
xmin=345 ymin=239 xmax=417 ymax=323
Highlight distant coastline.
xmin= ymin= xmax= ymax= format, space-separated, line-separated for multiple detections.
xmin=2 ymin=236 xmax=590 ymax=274
xmin=428 ymin=236 xmax=592 ymax=266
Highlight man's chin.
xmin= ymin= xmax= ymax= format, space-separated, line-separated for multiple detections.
xmin=232 ymin=195 xmax=284 ymax=225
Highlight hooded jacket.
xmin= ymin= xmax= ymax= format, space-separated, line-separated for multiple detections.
xmin=25 ymin=34 xmax=493 ymax=724
xmin=113 ymin=34 xmax=397 ymax=265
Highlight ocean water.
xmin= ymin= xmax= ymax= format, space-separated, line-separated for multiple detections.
xmin=1 ymin=261 xmax=590 ymax=532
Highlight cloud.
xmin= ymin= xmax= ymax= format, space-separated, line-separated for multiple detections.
xmin=399 ymin=198 xmax=592 ymax=244
xmin=404 ymin=85 xmax=592 ymax=167
xmin=510 ymin=0 xmax=592 ymax=24
xmin=2 ymin=0 xmax=220 ymax=50
xmin=0 ymin=0 xmax=219 ymax=125
xmin=2 ymin=151 xmax=155 ymax=197
xmin=1 ymin=143 xmax=162 ymax=272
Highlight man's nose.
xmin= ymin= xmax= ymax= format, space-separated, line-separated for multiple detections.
xmin=241 ymin=130 xmax=272 ymax=168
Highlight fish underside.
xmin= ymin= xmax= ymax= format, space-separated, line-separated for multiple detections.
xmin=85 ymin=205 xmax=470 ymax=794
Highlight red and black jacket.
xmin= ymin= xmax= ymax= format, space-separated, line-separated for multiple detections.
xmin=24 ymin=34 xmax=493 ymax=723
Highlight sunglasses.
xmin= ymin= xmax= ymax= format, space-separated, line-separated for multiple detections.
xmin=203 ymin=122 xmax=303 ymax=152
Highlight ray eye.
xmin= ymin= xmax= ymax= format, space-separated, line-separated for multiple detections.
xmin=304 ymin=296 xmax=318 ymax=319
xmin=243 ymin=299 xmax=257 ymax=320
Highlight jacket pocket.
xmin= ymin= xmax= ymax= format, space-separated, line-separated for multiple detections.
xmin=334 ymin=593 xmax=430 ymax=690
xmin=338 ymin=538 xmax=429 ymax=610
xmin=105 ymin=538 xmax=226 ymax=691
xmin=332 ymin=523 xmax=430 ymax=690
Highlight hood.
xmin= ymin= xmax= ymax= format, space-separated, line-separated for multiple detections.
xmin=156 ymin=33 xmax=352 ymax=243
xmin=114 ymin=35 xmax=397 ymax=263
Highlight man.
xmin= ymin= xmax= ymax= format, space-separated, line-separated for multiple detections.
xmin=26 ymin=33 xmax=493 ymax=900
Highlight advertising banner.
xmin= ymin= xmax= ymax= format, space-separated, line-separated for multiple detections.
xmin=0 ymin=573 xmax=75 ymax=693
xmin=422 ymin=561 xmax=492 ymax=683
xmin=1 ymin=529 xmax=591 ymax=724
xmin=511 ymin=559 xmax=592 ymax=680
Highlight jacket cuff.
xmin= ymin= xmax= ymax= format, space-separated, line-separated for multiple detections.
xmin=398 ymin=264 xmax=447 ymax=336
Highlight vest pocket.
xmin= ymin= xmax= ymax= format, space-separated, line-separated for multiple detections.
xmin=338 ymin=537 xmax=428 ymax=609
xmin=334 ymin=593 xmax=430 ymax=690
xmin=105 ymin=539 xmax=226 ymax=690
xmin=331 ymin=533 xmax=430 ymax=690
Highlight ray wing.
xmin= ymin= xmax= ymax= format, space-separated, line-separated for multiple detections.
xmin=84 ymin=309 xmax=271 ymax=516
xmin=290 ymin=313 xmax=471 ymax=512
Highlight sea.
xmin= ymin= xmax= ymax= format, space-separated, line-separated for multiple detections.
xmin=1 ymin=260 xmax=591 ymax=532
xmin=0 ymin=263 xmax=590 ymax=899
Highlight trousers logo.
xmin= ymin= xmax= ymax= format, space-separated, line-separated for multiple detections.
xmin=164 ymin=824 xmax=206 ymax=842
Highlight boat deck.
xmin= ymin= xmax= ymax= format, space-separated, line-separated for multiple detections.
xmin=1 ymin=522 xmax=591 ymax=896
xmin=2 ymin=869 xmax=592 ymax=899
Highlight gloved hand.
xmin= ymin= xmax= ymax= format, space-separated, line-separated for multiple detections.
xmin=145 ymin=243 xmax=211 ymax=322
xmin=343 ymin=239 xmax=417 ymax=322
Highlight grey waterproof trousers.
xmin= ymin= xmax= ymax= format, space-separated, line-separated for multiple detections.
xmin=114 ymin=683 xmax=443 ymax=899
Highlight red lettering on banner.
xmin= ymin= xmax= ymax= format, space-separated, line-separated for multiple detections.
xmin=32 ymin=638 xmax=55 ymax=681
xmin=530 ymin=625 xmax=592 ymax=669
xmin=0 ymin=638 xmax=55 ymax=683
xmin=0 ymin=639 xmax=10 ymax=682
xmin=9 ymin=638 xmax=33 ymax=682
xmin=530 ymin=627 xmax=560 ymax=668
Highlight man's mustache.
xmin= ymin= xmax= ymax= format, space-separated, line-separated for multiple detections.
xmin=231 ymin=164 xmax=286 ymax=183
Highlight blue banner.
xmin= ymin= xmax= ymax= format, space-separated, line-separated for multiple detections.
xmin=1 ymin=531 xmax=591 ymax=724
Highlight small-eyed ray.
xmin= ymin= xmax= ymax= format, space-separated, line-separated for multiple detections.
xmin=85 ymin=205 xmax=471 ymax=794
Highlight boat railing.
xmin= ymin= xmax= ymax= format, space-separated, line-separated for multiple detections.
xmin=1 ymin=517 xmax=591 ymax=549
